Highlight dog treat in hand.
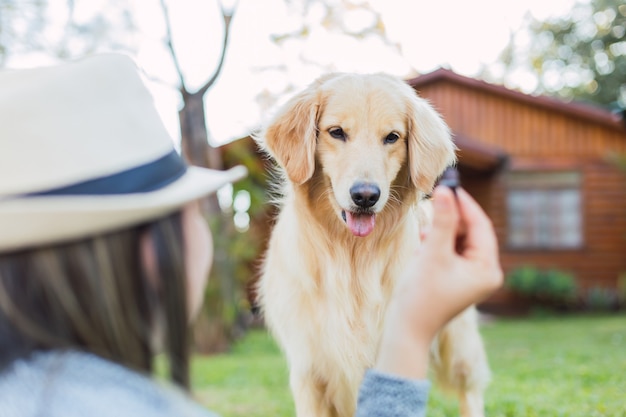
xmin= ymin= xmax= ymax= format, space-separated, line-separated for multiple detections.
xmin=438 ymin=166 xmax=460 ymax=193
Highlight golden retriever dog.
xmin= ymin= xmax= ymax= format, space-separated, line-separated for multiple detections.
xmin=256 ymin=73 xmax=490 ymax=417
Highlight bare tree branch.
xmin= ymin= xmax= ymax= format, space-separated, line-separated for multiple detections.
xmin=196 ymin=0 xmax=239 ymax=96
xmin=159 ymin=0 xmax=187 ymax=93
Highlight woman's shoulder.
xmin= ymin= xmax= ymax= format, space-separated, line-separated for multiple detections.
xmin=0 ymin=350 xmax=219 ymax=417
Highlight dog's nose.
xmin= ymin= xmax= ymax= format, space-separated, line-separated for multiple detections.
xmin=350 ymin=183 xmax=380 ymax=208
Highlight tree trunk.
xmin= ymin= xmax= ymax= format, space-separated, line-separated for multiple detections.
xmin=178 ymin=89 xmax=244 ymax=353
xmin=179 ymin=90 xmax=222 ymax=215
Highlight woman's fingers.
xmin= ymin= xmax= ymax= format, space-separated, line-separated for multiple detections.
xmin=455 ymin=188 xmax=499 ymax=258
xmin=455 ymin=188 xmax=503 ymax=291
xmin=424 ymin=186 xmax=460 ymax=253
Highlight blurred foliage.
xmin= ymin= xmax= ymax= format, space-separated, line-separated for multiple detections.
xmin=0 ymin=0 xmax=135 ymax=67
xmin=618 ymin=272 xmax=626 ymax=304
xmin=606 ymin=151 xmax=626 ymax=171
xmin=194 ymin=137 xmax=272 ymax=353
xmin=222 ymin=136 xmax=272 ymax=219
xmin=500 ymin=0 xmax=626 ymax=108
xmin=506 ymin=265 xmax=578 ymax=308
xmin=0 ymin=0 xmax=46 ymax=65
xmin=584 ymin=286 xmax=619 ymax=311
xmin=278 ymin=0 xmax=388 ymax=40
xmin=254 ymin=0 xmax=401 ymax=113
xmin=220 ymin=136 xmax=274 ymax=305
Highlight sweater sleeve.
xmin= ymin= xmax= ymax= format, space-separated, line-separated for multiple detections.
xmin=354 ymin=369 xmax=431 ymax=417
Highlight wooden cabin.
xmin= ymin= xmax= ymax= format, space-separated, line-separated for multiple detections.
xmin=408 ymin=69 xmax=626 ymax=311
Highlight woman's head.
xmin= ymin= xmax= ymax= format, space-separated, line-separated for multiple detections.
xmin=0 ymin=210 xmax=193 ymax=385
xmin=0 ymin=54 xmax=245 ymax=387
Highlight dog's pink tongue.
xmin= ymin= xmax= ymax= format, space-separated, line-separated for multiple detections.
xmin=346 ymin=212 xmax=376 ymax=237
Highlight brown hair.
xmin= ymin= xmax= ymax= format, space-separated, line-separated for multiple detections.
xmin=0 ymin=211 xmax=191 ymax=388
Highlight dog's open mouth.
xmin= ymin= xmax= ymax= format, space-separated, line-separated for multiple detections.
xmin=341 ymin=210 xmax=376 ymax=237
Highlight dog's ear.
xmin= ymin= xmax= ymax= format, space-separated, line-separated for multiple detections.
xmin=263 ymin=84 xmax=322 ymax=185
xmin=405 ymin=93 xmax=457 ymax=193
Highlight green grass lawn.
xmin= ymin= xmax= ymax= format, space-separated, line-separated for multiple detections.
xmin=190 ymin=315 xmax=626 ymax=417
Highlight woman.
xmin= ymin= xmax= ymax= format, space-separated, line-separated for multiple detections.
xmin=0 ymin=54 xmax=502 ymax=417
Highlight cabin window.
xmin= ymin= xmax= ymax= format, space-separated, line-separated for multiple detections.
xmin=506 ymin=171 xmax=582 ymax=249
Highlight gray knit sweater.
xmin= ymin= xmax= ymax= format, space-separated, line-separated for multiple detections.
xmin=0 ymin=351 xmax=430 ymax=417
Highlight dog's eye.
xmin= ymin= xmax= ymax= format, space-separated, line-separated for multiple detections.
xmin=384 ymin=132 xmax=400 ymax=144
xmin=329 ymin=127 xmax=346 ymax=141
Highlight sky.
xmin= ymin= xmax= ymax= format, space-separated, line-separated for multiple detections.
xmin=10 ymin=0 xmax=581 ymax=146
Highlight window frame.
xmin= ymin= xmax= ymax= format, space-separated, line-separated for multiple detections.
xmin=505 ymin=170 xmax=584 ymax=251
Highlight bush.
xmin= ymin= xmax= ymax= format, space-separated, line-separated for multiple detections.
xmin=506 ymin=266 xmax=578 ymax=308
xmin=584 ymin=286 xmax=619 ymax=311
xmin=617 ymin=272 xmax=626 ymax=305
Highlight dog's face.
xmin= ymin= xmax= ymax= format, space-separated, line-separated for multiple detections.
xmin=263 ymin=73 xmax=456 ymax=237
xmin=315 ymin=76 xmax=410 ymax=237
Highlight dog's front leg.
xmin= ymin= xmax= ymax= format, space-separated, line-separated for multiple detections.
xmin=290 ymin=369 xmax=337 ymax=417
xmin=289 ymin=370 xmax=357 ymax=417
xmin=430 ymin=306 xmax=491 ymax=417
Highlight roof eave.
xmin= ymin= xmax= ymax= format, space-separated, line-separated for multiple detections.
xmin=407 ymin=68 xmax=625 ymax=132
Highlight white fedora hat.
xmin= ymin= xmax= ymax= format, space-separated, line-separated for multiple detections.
xmin=0 ymin=54 xmax=247 ymax=252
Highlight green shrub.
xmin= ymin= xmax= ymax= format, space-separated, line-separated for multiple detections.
xmin=506 ymin=266 xmax=578 ymax=307
xmin=541 ymin=269 xmax=578 ymax=301
xmin=584 ymin=286 xmax=618 ymax=311
xmin=506 ymin=265 xmax=538 ymax=296
xmin=617 ymin=272 xmax=626 ymax=305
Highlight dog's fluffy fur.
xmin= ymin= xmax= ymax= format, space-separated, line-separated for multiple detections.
xmin=256 ymin=73 xmax=490 ymax=417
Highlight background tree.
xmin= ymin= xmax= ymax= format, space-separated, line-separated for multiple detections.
xmin=253 ymin=0 xmax=405 ymax=113
xmin=499 ymin=0 xmax=626 ymax=109
xmin=0 ymin=0 xmax=135 ymax=66
xmin=0 ymin=0 xmax=46 ymax=65
xmin=156 ymin=0 xmax=267 ymax=352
